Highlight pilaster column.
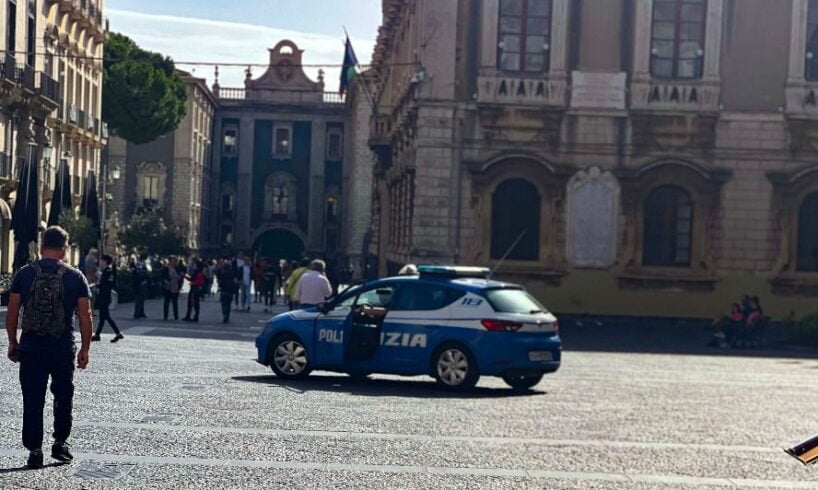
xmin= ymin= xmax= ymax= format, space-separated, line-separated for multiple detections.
xmin=632 ymin=0 xmax=653 ymax=80
xmin=479 ymin=0 xmax=499 ymax=72
xmin=307 ymin=120 xmax=326 ymax=252
xmin=788 ymin=0 xmax=808 ymax=82
xmin=702 ymin=0 xmax=724 ymax=81
xmin=235 ymin=116 xmax=255 ymax=249
xmin=549 ymin=0 xmax=570 ymax=78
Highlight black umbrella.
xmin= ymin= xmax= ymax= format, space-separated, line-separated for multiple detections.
xmin=10 ymin=144 xmax=40 ymax=271
xmin=80 ymin=170 xmax=101 ymax=232
xmin=47 ymin=157 xmax=72 ymax=227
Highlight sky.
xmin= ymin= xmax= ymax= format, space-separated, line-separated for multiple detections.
xmin=106 ymin=0 xmax=382 ymax=89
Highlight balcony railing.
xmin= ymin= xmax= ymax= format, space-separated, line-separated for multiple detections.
xmin=217 ymin=86 xmax=346 ymax=104
xmin=14 ymin=64 xmax=35 ymax=92
xmin=630 ymin=78 xmax=720 ymax=113
xmin=476 ymin=74 xmax=568 ymax=107
xmin=36 ymin=72 xmax=61 ymax=105
xmin=0 ymin=153 xmax=10 ymax=180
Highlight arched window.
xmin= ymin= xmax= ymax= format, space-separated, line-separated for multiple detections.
xmin=491 ymin=179 xmax=540 ymax=260
xmin=797 ymin=191 xmax=818 ymax=272
xmin=643 ymin=185 xmax=693 ymax=267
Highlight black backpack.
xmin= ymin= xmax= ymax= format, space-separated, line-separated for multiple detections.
xmin=22 ymin=263 xmax=67 ymax=337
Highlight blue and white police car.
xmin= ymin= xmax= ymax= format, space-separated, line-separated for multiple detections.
xmin=255 ymin=266 xmax=561 ymax=391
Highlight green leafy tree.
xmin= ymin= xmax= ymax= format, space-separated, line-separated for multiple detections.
xmin=59 ymin=209 xmax=99 ymax=254
xmin=103 ymin=33 xmax=187 ymax=144
xmin=119 ymin=211 xmax=188 ymax=257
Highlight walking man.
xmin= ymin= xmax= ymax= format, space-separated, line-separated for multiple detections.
xmin=5 ymin=226 xmax=92 ymax=469
xmin=216 ymin=260 xmax=237 ymax=323
xmin=91 ymin=254 xmax=123 ymax=343
xmin=161 ymin=257 xmax=183 ymax=320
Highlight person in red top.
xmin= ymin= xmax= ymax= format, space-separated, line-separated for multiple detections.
xmin=183 ymin=259 xmax=206 ymax=322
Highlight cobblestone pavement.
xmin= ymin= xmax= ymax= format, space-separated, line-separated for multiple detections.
xmin=1 ymin=295 xmax=817 ymax=488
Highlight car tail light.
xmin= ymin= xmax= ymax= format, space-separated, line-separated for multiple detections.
xmin=481 ymin=319 xmax=523 ymax=332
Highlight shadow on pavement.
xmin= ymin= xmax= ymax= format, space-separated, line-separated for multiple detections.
xmin=0 ymin=463 xmax=67 ymax=474
xmin=232 ymin=374 xmax=547 ymax=399
xmin=559 ymin=315 xmax=818 ymax=360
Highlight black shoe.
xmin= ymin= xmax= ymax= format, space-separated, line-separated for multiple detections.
xmin=26 ymin=449 xmax=43 ymax=469
xmin=182 ymin=317 xmax=192 ymax=322
xmin=51 ymin=442 xmax=73 ymax=463
xmin=111 ymin=334 xmax=124 ymax=343
xmin=191 ymin=318 xmax=199 ymax=323
xmin=223 ymin=318 xmax=229 ymax=323
xmin=91 ymin=335 xmax=101 ymax=342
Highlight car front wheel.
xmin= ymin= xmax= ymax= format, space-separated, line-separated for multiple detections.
xmin=433 ymin=344 xmax=479 ymax=390
xmin=269 ymin=334 xmax=311 ymax=379
xmin=502 ymin=374 xmax=543 ymax=392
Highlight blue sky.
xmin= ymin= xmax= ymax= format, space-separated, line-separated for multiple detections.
xmin=107 ymin=0 xmax=381 ymax=88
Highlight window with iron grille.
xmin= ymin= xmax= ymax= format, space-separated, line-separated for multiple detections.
xmin=650 ymin=0 xmax=707 ymax=79
xmin=497 ymin=0 xmax=552 ymax=73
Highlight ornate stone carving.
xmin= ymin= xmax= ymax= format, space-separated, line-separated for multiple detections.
xmin=565 ymin=167 xmax=620 ymax=268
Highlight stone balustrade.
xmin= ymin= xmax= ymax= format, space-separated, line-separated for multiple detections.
xmin=477 ymin=74 xmax=568 ymax=107
xmin=630 ymin=79 xmax=721 ymax=113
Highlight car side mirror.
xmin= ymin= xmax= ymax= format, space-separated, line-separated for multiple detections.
xmin=319 ymin=304 xmax=331 ymax=315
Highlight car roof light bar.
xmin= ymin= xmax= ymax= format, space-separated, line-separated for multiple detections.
xmin=416 ymin=265 xmax=491 ymax=279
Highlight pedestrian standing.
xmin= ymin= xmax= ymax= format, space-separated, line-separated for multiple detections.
xmin=132 ymin=254 xmax=150 ymax=319
xmin=216 ymin=260 xmax=237 ymax=323
xmin=5 ymin=226 xmax=92 ymax=469
xmin=263 ymin=259 xmax=281 ymax=312
xmin=295 ymin=259 xmax=333 ymax=309
xmin=253 ymin=260 xmax=264 ymax=303
xmin=83 ymin=248 xmax=99 ymax=284
xmin=241 ymin=259 xmax=252 ymax=312
xmin=183 ymin=260 xmax=205 ymax=322
xmin=91 ymin=254 xmax=123 ymax=343
xmin=232 ymin=254 xmax=243 ymax=308
xmin=203 ymin=259 xmax=215 ymax=299
xmin=161 ymin=257 xmax=183 ymax=320
xmin=285 ymin=259 xmax=310 ymax=311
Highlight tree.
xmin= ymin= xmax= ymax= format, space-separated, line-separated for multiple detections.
xmin=103 ymin=33 xmax=187 ymax=144
xmin=59 ymin=209 xmax=99 ymax=254
xmin=119 ymin=211 xmax=188 ymax=257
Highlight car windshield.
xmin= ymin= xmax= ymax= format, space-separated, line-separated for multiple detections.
xmin=484 ymin=288 xmax=549 ymax=314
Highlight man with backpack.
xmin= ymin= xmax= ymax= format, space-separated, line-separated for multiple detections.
xmin=5 ymin=226 xmax=93 ymax=469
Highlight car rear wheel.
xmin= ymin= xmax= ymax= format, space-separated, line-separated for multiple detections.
xmin=502 ymin=374 xmax=543 ymax=392
xmin=433 ymin=344 xmax=479 ymax=390
xmin=269 ymin=334 xmax=311 ymax=379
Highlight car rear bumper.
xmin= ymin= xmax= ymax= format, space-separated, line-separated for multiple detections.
xmin=473 ymin=333 xmax=562 ymax=376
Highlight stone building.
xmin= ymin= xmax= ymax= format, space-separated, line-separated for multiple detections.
xmin=108 ymin=71 xmax=217 ymax=253
xmin=0 ymin=0 xmax=108 ymax=272
xmin=212 ymin=40 xmax=347 ymax=262
xmin=366 ymin=0 xmax=818 ymax=319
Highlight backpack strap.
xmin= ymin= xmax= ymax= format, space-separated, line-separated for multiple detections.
xmin=31 ymin=262 xmax=42 ymax=276
xmin=55 ymin=265 xmax=67 ymax=278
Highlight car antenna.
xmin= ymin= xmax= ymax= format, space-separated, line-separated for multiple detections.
xmin=488 ymin=229 xmax=526 ymax=280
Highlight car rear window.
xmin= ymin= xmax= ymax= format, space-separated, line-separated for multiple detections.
xmin=484 ymin=288 xmax=549 ymax=314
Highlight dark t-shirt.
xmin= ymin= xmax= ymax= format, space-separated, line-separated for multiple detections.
xmin=10 ymin=259 xmax=91 ymax=353
xmin=263 ymin=265 xmax=280 ymax=287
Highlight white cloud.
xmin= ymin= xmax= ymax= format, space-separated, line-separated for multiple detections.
xmin=108 ymin=8 xmax=374 ymax=90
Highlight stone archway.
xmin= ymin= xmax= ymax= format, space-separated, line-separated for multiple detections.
xmin=252 ymin=228 xmax=305 ymax=261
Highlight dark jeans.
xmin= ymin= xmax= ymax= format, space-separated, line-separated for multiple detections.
xmin=164 ymin=292 xmax=179 ymax=320
xmin=185 ymin=288 xmax=201 ymax=320
xmin=20 ymin=349 xmax=75 ymax=450
xmin=96 ymin=303 xmax=121 ymax=336
xmin=134 ymin=284 xmax=147 ymax=318
xmin=220 ymin=292 xmax=233 ymax=321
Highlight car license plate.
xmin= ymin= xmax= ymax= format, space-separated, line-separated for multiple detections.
xmin=528 ymin=351 xmax=552 ymax=361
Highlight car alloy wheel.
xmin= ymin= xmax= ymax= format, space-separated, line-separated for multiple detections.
xmin=271 ymin=337 xmax=309 ymax=377
xmin=434 ymin=345 xmax=478 ymax=390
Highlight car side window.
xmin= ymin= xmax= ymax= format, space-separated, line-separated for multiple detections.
xmin=391 ymin=283 xmax=466 ymax=311
xmin=354 ymin=285 xmax=395 ymax=308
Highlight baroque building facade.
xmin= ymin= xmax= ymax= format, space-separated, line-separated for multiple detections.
xmin=212 ymin=41 xmax=348 ymax=262
xmin=0 ymin=0 xmax=107 ymax=272
xmin=108 ymin=71 xmax=217 ymax=253
xmin=367 ymin=0 xmax=818 ymax=318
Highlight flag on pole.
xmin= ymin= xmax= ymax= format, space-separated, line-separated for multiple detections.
xmin=339 ymin=36 xmax=359 ymax=96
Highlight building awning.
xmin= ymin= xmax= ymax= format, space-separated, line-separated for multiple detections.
xmin=0 ymin=198 xmax=10 ymax=220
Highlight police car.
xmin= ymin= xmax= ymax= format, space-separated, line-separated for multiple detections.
xmin=255 ymin=266 xmax=561 ymax=391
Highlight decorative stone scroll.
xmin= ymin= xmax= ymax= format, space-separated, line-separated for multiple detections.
xmin=566 ymin=167 xmax=620 ymax=268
